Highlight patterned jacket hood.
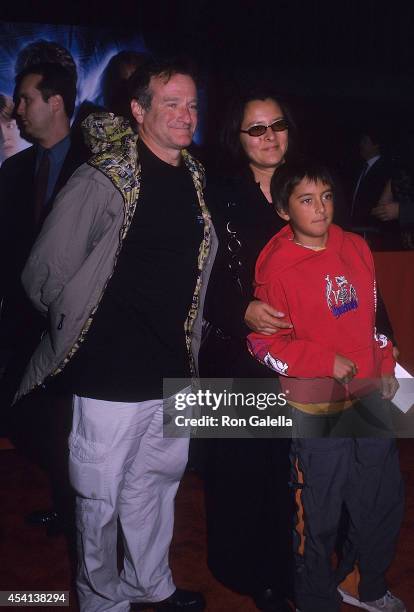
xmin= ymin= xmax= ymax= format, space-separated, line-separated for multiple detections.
xmin=82 ymin=112 xmax=136 ymax=155
xmin=82 ymin=112 xmax=141 ymax=237
xmin=82 ymin=111 xmax=205 ymax=187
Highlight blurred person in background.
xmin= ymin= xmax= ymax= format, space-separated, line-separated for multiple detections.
xmin=372 ymin=135 xmax=414 ymax=249
xmin=350 ymin=127 xmax=400 ymax=249
xmin=101 ymin=50 xmax=149 ymax=117
xmin=0 ymin=93 xmax=27 ymax=165
xmin=0 ymin=59 xmax=89 ymax=539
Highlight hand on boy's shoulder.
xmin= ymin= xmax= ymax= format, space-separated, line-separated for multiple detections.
xmin=244 ymin=299 xmax=293 ymax=335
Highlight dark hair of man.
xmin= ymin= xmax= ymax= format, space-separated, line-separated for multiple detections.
xmin=15 ymin=40 xmax=77 ymax=82
xmin=360 ymin=116 xmax=390 ymax=151
xmin=14 ymin=62 xmax=77 ymax=119
xmin=221 ymin=88 xmax=296 ymax=172
xmin=271 ymin=161 xmax=335 ymax=214
xmin=127 ymin=56 xmax=199 ymax=113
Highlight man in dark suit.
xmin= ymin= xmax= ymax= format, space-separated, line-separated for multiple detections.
xmin=351 ymin=130 xmax=391 ymax=227
xmin=0 ymin=61 xmax=89 ymax=536
xmin=349 ymin=129 xmax=400 ymax=249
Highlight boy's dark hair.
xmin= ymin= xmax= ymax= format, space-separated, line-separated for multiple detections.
xmin=14 ymin=62 xmax=77 ymax=118
xmin=127 ymin=56 xmax=199 ymax=112
xmin=271 ymin=161 xmax=335 ymax=214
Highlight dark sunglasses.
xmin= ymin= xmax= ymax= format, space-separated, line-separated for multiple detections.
xmin=240 ymin=118 xmax=289 ymax=137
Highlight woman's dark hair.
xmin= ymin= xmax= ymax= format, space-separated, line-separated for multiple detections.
xmin=271 ymin=160 xmax=335 ymax=214
xmin=101 ymin=50 xmax=149 ymax=117
xmin=220 ymin=88 xmax=296 ymax=171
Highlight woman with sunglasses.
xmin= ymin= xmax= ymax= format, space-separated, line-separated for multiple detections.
xmin=200 ymin=90 xmax=295 ymax=612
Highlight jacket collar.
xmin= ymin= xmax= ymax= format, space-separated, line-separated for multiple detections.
xmin=83 ymin=111 xmax=204 ymax=195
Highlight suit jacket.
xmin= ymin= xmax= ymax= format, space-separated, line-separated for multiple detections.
xmin=351 ymin=156 xmax=391 ymax=227
xmin=0 ymin=134 xmax=90 ymax=348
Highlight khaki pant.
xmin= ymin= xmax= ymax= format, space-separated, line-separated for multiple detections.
xmin=69 ymin=394 xmax=189 ymax=612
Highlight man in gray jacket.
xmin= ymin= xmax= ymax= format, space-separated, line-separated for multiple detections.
xmin=19 ymin=58 xmax=217 ymax=612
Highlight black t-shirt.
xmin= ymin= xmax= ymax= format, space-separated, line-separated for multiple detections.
xmin=57 ymin=140 xmax=204 ymax=401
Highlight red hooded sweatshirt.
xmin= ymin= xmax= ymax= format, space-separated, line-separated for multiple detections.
xmin=248 ymin=224 xmax=394 ymax=411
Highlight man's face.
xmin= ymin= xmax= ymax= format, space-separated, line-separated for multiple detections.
xmin=132 ymin=73 xmax=198 ymax=156
xmin=14 ymin=73 xmax=54 ymax=143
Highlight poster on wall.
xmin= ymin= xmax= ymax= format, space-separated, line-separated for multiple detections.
xmin=0 ymin=21 xmax=146 ymax=165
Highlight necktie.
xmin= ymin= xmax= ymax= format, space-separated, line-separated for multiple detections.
xmin=34 ymin=149 xmax=50 ymax=228
xmin=359 ymin=161 xmax=369 ymax=182
xmin=351 ymin=161 xmax=369 ymax=216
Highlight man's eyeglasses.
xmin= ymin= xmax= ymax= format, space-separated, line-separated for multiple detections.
xmin=240 ymin=118 xmax=289 ymax=138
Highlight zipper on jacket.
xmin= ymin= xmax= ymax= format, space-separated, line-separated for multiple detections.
xmin=57 ymin=314 xmax=66 ymax=330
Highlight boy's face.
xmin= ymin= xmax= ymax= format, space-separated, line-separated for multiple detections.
xmin=277 ymin=177 xmax=334 ymax=246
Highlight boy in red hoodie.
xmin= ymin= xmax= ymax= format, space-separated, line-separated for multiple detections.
xmin=248 ymin=162 xmax=405 ymax=612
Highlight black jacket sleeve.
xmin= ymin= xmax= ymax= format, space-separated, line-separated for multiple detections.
xmin=376 ymin=288 xmax=396 ymax=346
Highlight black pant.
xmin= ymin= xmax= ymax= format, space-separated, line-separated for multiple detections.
xmin=204 ymin=436 xmax=293 ymax=596
xmin=291 ymin=400 xmax=404 ymax=612
xmin=200 ymin=331 xmax=294 ymax=597
xmin=8 ymin=387 xmax=75 ymax=531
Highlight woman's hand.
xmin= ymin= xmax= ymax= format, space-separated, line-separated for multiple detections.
xmin=244 ymin=299 xmax=292 ymax=334
xmin=333 ymin=354 xmax=357 ymax=384
xmin=381 ymin=375 xmax=399 ymax=400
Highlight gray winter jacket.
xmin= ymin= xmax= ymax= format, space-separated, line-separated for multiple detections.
xmin=17 ymin=114 xmax=217 ymax=400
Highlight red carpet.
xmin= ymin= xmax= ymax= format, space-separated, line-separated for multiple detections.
xmin=1 ymin=441 xmax=413 ymax=611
